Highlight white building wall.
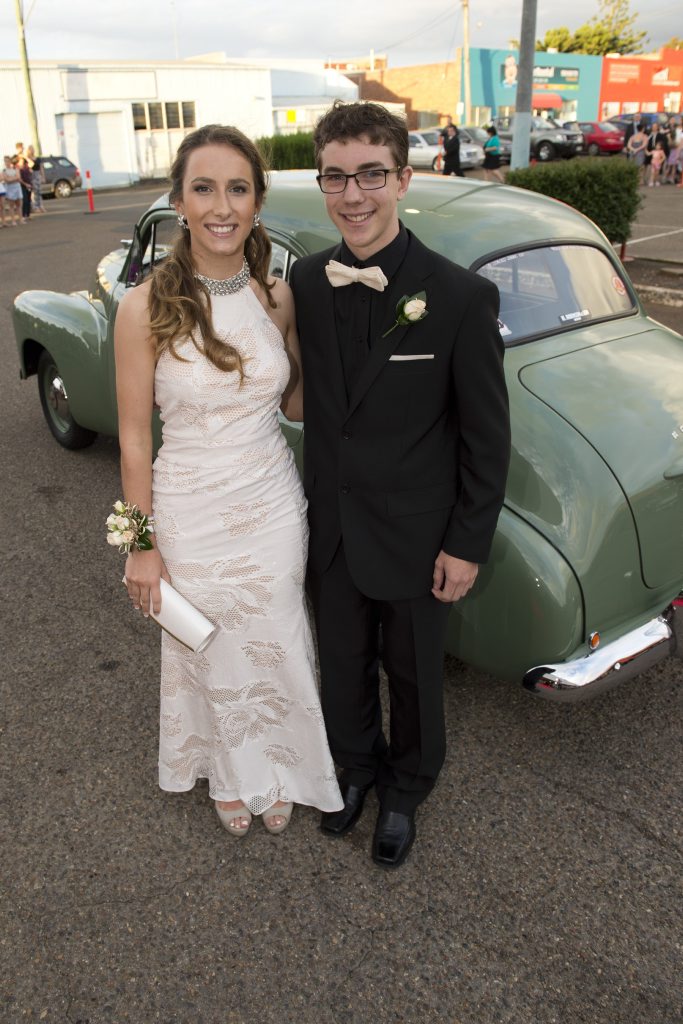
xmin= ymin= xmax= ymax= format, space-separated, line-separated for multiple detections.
xmin=0 ymin=62 xmax=272 ymax=188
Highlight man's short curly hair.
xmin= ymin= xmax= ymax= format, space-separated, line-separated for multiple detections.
xmin=313 ymin=101 xmax=409 ymax=170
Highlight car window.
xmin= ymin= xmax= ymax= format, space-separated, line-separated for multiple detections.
xmin=421 ymin=131 xmax=440 ymax=146
xmin=598 ymin=122 xmax=616 ymax=132
xmin=269 ymin=242 xmax=289 ymax=279
xmin=408 ymin=133 xmax=422 ymax=146
xmin=476 ymin=245 xmax=636 ymax=345
xmin=42 ymin=160 xmax=54 ymax=169
xmin=124 ymin=212 xmax=176 ymax=285
xmin=57 ymin=158 xmax=73 ymax=167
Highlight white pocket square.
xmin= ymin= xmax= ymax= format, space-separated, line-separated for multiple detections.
xmin=389 ymin=354 xmax=435 ymax=361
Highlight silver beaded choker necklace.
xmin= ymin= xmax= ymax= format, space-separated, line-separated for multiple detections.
xmin=195 ymin=257 xmax=250 ymax=296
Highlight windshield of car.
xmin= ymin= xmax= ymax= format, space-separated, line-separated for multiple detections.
xmin=420 ymin=131 xmax=440 ymax=146
xmin=534 ymin=117 xmax=561 ymax=130
xmin=476 ymin=245 xmax=636 ymax=345
xmin=598 ymin=122 xmax=617 ymax=132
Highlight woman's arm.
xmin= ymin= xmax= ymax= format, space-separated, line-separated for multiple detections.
xmin=276 ymin=280 xmax=304 ymax=423
xmin=114 ymin=282 xmax=170 ymax=615
xmin=254 ymin=277 xmax=304 ymax=422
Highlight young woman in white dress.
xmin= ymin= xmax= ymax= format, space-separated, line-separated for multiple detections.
xmin=114 ymin=125 xmax=342 ymax=837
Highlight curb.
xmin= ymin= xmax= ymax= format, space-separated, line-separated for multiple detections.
xmin=634 ymin=284 xmax=683 ymax=308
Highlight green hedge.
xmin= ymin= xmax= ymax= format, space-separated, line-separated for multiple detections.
xmin=506 ymin=158 xmax=642 ymax=245
xmin=256 ymin=132 xmax=315 ymax=171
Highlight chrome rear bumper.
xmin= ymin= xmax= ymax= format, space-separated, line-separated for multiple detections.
xmin=523 ymin=598 xmax=682 ymax=702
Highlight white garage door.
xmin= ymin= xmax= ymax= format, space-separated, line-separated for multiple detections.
xmin=56 ymin=111 xmax=132 ymax=189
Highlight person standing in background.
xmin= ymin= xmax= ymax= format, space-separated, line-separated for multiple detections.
xmin=27 ymin=146 xmax=45 ymax=213
xmin=442 ymin=125 xmax=463 ymax=177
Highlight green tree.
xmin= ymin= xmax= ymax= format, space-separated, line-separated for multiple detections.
xmin=662 ymin=37 xmax=683 ymax=50
xmin=536 ymin=1 xmax=647 ymax=55
xmin=536 ymin=27 xmax=575 ymax=52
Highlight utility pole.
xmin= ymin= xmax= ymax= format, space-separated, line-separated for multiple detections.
xmin=462 ymin=0 xmax=471 ymax=125
xmin=13 ymin=0 xmax=42 ymax=153
xmin=510 ymin=0 xmax=537 ymax=169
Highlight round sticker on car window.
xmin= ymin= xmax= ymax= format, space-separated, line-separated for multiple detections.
xmin=612 ymin=275 xmax=626 ymax=296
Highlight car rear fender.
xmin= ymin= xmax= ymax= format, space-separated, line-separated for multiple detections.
xmin=13 ymin=289 xmax=116 ymax=436
xmin=445 ymin=506 xmax=584 ymax=681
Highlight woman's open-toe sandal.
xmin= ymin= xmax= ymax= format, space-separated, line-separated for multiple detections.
xmin=262 ymin=802 xmax=294 ymax=835
xmin=215 ymin=802 xmax=252 ymax=837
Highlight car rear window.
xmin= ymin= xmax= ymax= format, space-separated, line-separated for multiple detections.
xmin=476 ymin=245 xmax=636 ymax=345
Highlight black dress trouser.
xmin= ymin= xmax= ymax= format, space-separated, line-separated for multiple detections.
xmin=308 ymin=543 xmax=451 ymax=814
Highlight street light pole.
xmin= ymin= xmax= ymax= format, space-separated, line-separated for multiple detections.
xmin=510 ymin=0 xmax=537 ymax=170
xmin=13 ymin=0 xmax=42 ymax=154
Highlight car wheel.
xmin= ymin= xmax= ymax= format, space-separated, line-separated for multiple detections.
xmin=37 ymin=350 xmax=97 ymax=449
xmin=536 ymin=141 xmax=555 ymax=162
xmin=587 ymin=143 xmax=600 ymax=156
xmin=53 ymin=179 xmax=72 ymax=199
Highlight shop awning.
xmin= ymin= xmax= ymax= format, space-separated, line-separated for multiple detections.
xmin=532 ymin=92 xmax=563 ymax=108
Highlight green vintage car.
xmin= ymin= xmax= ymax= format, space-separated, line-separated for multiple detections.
xmin=13 ymin=171 xmax=683 ymax=699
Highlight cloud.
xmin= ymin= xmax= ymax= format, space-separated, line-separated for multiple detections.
xmin=0 ymin=0 xmax=676 ymax=65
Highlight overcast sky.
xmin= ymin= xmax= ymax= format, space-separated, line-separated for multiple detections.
xmin=0 ymin=1 xmax=679 ymax=66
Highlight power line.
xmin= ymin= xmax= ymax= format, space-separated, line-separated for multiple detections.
xmin=377 ymin=5 xmax=457 ymax=53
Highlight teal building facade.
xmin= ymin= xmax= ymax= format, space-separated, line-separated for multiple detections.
xmin=464 ymin=48 xmax=603 ymax=122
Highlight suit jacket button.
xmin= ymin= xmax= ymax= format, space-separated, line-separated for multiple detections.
xmin=340 ymin=484 xmax=351 ymax=494
xmin=342 ymin=430 xmax=351 ymax=440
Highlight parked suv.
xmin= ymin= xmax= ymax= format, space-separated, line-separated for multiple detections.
xmin=606 ymin=112 xmax=669 ymax=132
xmin=494 ymin=116 xmax=584 ymax=162
xmin=39 ymin=156 xmax=82 ymax=199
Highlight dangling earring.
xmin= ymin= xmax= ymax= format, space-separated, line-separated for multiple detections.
xmin=253 ymin=212 xmax=261 ymax=229
xmin=177 ymin=213 xmax=188 ymax=229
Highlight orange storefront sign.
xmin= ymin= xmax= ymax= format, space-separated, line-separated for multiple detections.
xmin=600 ymin=49 xmax=682 ymax=114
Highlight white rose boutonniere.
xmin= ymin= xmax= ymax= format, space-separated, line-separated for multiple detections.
xmin=382 ymin=290 xmax=428 ymax=338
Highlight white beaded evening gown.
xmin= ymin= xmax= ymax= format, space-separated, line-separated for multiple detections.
xmin=151 ymin=283 xmax=342 ymax=815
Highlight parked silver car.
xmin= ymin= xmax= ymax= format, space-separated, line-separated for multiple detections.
xmin=460 ymin=126 xmax=512 ymax=164
xmin=408 ymin=129 xmax=484 ymax=171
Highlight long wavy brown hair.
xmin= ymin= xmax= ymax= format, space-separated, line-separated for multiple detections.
xmin=148 ymin=124 xmax=275 ymax=377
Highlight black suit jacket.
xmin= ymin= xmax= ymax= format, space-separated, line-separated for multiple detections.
xmin=290 ymin=230 xmax=510 ymax=601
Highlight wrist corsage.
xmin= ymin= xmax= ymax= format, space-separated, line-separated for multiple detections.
xmin=106 ymin=500 xmax=155 ymax=553
xmin=382 ymin=291 xmax=428 ymax=338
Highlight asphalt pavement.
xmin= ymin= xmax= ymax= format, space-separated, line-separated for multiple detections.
xmin=1 ymin=186 xmax=682 ymax=1024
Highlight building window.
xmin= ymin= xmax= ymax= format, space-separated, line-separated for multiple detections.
xmin=148 ymin=103 xmax=164 ymax=130
xmin=182 ymin=102 xmax=196 ymax=128
xmin=132 ymin=103 xmax=147 ymax=130
xmin=132 ymin=101 xmax=197 ymax=131
xmin=165 ymin=102 xmax=181 ymax=129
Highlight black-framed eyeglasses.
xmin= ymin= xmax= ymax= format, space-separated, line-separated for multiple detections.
xmin=316 ymin=167 xmax=402 ymax=194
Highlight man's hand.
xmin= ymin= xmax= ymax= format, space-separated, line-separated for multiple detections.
xmin=431 ymin=551 xmax=478 ymax=603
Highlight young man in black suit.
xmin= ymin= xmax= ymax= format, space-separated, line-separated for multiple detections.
xmin=289 ymin=101 xmax=510 ymax=868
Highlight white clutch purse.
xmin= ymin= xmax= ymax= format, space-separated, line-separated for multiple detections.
xmin=123 ymin=577 xmax=218 ymax=653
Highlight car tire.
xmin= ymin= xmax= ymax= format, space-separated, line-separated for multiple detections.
xmin=536 ymin=141 xmax=555 ymax=162
xmin=431 ymin=156 xmax=440 ymax=172
xmin=53 ymin=179 xmax=73 ymax=199
xmin=587 ymin=143 xmax=600 ymax=156
xmin=37 ymin=350 xmax=97 ymax=449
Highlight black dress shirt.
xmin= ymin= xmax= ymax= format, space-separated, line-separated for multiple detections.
xmin=334 ymin=224 xmax=410 ymax=398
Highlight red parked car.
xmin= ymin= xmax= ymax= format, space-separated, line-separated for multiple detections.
xmin=564 ymin=121 xmax=625 ymax=156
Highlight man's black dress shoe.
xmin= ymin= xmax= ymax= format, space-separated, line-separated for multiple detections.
xmin=320 ymin=781 xmax=373 ymax=837
xmin=371 ymin=810 xmax=416 ymax=868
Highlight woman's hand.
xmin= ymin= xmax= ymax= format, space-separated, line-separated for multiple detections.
xmin=124 ymin=547 xmax=171 ymax=617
